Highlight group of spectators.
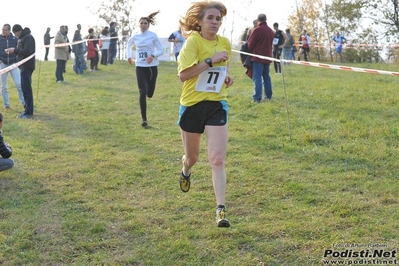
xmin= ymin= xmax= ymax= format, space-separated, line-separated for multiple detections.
xmin=241 ymin=22 xmax=310 ymax=73
xmin=0 ymin=23 xmax=35 ymax=118
xmin=241 ymin=23 xmax=347 ymax=68
xmin=0 ymin=22 xmax=120 ymax=175
xmin=239 ymin=15 xmax=346 ymax=103
xmin=48 ymin=22 xmax=118 ymax=80
xmin=0 ymin=23 xmax=36 ymax=175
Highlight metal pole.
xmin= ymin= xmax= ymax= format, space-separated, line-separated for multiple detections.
xmin=36 ymin=59 xmax=41 ymax=100
xmin=281 ymin=59 xmax=292 ymax=142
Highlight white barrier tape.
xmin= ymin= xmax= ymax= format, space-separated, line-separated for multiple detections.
xmin=4 ymin=43 xmax=395 ymax=77
xmin=236 ymin=40 xmax=399 ymax=49
xmin=285 ymin=60 xmax=399 ymax=76
xmin=232 ymin=49 xmax=399 ymax=77
xmin=0 ymin=53 xmax=35 ymax=75
xmin=0 ymin=36 xmax=120 ymax=75
xmin=293 ymin=43 xmax=387 ymax=49
xmin=303 ymin=42 xmax=399 ymax=49
xmin=51 ymin=36 xmax=119 ymax=48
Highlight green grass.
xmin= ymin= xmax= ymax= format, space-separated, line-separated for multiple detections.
xmin=0 ymin=58 xmax=398 ymax=265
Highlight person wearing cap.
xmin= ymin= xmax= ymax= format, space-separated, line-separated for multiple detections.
xmin=5 ymin=24 xmax=35 ymax=119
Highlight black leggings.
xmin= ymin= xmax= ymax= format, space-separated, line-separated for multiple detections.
xmin=135 ymin=66 xmax=158 ymax=121
xmin=101 ymin=49 xmax=108 ymax=65
xmin=90 ymin=52 xmax=98 ymax=70
xmin=273 ymin=49 xmax=282 ymax=73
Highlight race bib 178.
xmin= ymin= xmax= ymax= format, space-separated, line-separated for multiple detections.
xmin=136 ymin=49 xmax=150 ymax=62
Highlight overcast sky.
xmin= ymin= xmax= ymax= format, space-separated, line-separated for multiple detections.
xmin=1 ymin=0 xmax=300 ymax=60
xmin=2 ymin=0 xmax=295 ymax=41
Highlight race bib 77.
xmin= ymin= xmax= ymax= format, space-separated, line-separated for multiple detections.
xmin=195 ymin=66 xmax=227 ymax=93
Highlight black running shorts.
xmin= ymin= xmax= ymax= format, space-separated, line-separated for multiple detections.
xmin=179 ymin=101 xmax=227 ymax=133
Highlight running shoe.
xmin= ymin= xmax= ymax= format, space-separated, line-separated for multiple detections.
xmin=216 ymin=206 xmax=230 ymax=227
xmin=180 ymin=172 xmax=191 ymax=192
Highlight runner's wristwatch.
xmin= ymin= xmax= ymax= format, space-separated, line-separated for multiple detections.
xmin=205 ymin=58 xmax=213 ymax=67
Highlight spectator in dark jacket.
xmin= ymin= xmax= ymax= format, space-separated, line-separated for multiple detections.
xmin=240 ymin=42 xmax=252 ymax=79
xmin=6 ymin=24 xmax=35 ymax=119
xmin=0 ymin=113 xmax=14 ymax=172
xmin=247 ymin=13 xmax=274 ymax=102
xmin=72 ymin=29 xmax=86 ymax=74
xmin=108 ymin=22 xmax=117 ymax=64
xmin=43 ymin=27 xmax=53 ymax=61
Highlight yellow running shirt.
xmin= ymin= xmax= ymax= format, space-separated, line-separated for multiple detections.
xmin=178 ymin=31 xmax=231 ymax=107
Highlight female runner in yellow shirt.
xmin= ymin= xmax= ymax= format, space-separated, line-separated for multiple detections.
xmin=177 ymin=1 xmax=234 ymax=227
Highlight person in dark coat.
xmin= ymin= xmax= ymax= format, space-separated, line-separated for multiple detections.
xmin=43 ymin=27 xmax=54 ymax=61
xmin=6 ymin=24 xmax=35 ymax=118
xmin=247 ymin=14 xmax=274 ymax=102
xmin=240 ymin=42 xmax=252 ymax=79
xmin=0 ymin=113 xmax=14 ymax=172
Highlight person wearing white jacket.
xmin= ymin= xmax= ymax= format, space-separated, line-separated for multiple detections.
xmin=100 ymin=28 xmax=110 ymax=65
xmin=127 ymin=11 xmax=164 ymax=128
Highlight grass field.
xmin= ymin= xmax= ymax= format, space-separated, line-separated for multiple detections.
xmin=0 ymin=57 xmax=398 ymax=265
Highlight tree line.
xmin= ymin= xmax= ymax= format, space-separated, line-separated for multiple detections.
xmin=287 ymin=0 xmax=399 ymax=63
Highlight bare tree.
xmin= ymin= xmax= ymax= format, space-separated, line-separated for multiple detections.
xmin=228 ymin=0 xmax=253 ymax=43
xmin=365 ymin=0 xmax=399 ymax=38
xmin=96 ymin=0 xmax=137 ymax=37
xmin=324 ymin=2 xmax=334 ymax=61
